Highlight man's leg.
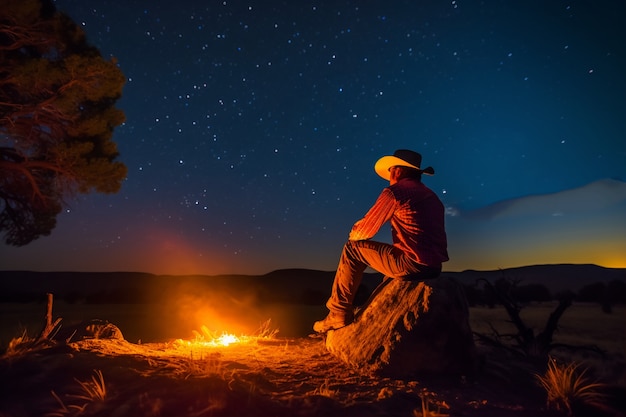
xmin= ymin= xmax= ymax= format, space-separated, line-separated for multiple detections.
xmin=326 ymin=240 xmax=415 ymax=314
xmin=314 ymin=240 xmax=416 ymax=332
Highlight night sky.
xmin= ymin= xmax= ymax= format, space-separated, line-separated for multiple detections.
xmin=2 ymin=1 xmax=625 ymax=275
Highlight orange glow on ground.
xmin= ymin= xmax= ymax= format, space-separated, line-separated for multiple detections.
xmin=175 ymin=333 xmax=241 ymax=348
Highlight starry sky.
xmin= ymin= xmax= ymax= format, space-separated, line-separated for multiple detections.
xmin=2 ymin=0 xmax=625 ymax=275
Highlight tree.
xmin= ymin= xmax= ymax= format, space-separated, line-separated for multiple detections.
xmin=606 ymin=280 xmax=626 ymax=304
xmin=577 ymin=282 xmax=607 ymax=303
xmin=513 ymin=283 xmax=552 ymax=303
xmin=0 ymin=0 xmax=127 ymax=246
xmin=474 ymin=278 xmax=604 ymax=360
xmin=578 ymin=280 xmax=626 ymax=313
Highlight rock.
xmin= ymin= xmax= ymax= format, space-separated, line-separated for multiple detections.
xmin=54 ymin=319 xmax=124 ymax=342
xmin=325 ymin=276 xmax=476 ymax=377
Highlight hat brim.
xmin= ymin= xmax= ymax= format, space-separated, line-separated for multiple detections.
xmin=374 ymin=155 xmax=421 ymax=180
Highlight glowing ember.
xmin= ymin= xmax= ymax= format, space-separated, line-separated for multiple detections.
xmin=213 ymin=333 xmax=239 ymax=346
xmin=174 ymin=320 xmax=279 ymax=349
xmin=175 ymin=332 xmax=243 ymax=348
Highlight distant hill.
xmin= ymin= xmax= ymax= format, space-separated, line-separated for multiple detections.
xmin=0 ymin=269 xmax=355 ymax=305
xmin=443 ymin=264 xmax=626 ymax=294
xmin=0 ymin=264 xmax=624 ymax=304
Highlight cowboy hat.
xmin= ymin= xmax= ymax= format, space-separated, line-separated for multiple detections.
xmin=374 ymin=149 xmax=435 ymax=180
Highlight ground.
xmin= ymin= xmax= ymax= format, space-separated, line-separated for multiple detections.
xmin=1 ymin=301 xmax=624 ymax=417
xmin=0 ymin=334 xmax=569 ymax=417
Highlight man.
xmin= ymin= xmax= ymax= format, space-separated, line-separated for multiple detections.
xmin=313 ymin=149 xmax=449 ymax=333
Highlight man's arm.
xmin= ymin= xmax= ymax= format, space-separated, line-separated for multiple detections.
xmin=349 ymin=188 xmax=396 ymax=240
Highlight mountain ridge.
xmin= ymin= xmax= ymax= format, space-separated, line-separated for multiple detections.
xmin=1 ymin=264 xmax=624 ymax=303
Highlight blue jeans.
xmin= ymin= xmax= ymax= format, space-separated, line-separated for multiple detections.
xmin=326 ymin=240 xmax=441 ymax=314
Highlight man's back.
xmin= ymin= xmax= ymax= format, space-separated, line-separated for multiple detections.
xmin=388 ymin=178 xmax=448 ymax=267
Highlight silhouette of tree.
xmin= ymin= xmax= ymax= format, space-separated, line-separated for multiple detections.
xmin=513 ymin=283 xmax=552 ymax=303
xmin=578 ymin=280 xmax=626 ymax=313
xmin=0 ymin=0 xmax=127 ymax=245
xmin=474 ymin=278 xmax=605 ymax=359
xmin=577 ymin=282 xmax=607 ymax=303
xmin=607 ymin=279 xmax=626 ymax=304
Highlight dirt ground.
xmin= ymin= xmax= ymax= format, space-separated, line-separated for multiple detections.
xmin=0 ymin=333 xmax=605 ymax=417
xmin=1 ymin=301 xmax=625 ymax=417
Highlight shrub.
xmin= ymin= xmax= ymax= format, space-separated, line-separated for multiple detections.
xmin=535 ymin=357 xmax=608 ymax=416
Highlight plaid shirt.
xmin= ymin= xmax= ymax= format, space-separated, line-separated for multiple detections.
xmin=349 ymin=178 xmax=449 ymax=267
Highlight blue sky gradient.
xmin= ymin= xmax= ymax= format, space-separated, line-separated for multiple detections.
xmin=1 ymin=1 xmax=624 ymax=274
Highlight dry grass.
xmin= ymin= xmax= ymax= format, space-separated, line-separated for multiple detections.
xmin=1 ymin=302 xmax=625 ymax=416
xmin=255 ymin=318 xmax=280 ymax=339
xmin=415 ymin=391 xmax=451 ymax=417
xmin=313 ymin=379 xmax=339 ymax=397
xmin=535 ymin=357 xmax=609 ymax=416
xmin=3 ymin=329 xmax=34 ymax=357
xmin=180 ymin=351 xmax=225 ymax=378
xmin=0 ymin=333 xmax=617 ymax=417
xmin=48 ymin=369 xmax=107 ymax=417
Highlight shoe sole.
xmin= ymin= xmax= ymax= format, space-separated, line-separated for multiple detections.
xmin=313 ymin=320 xmax=353 ymax=334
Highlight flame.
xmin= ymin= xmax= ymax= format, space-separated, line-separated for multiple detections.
xmin=174 ymin=320 xmax=278 ymax=349
xmin=193 ymin=332 xmax=240 ymax=347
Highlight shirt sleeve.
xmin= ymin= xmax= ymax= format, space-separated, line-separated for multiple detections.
xmin=349 ymin=188 xmax=396 ymax=240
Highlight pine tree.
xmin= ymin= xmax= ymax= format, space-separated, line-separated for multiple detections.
xmin=0 ymin=0 xmax=127 ymax=245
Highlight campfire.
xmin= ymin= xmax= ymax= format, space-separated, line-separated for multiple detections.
xmin=174 ymin=320 xmax=280 ymax=351
xmin=15 ymin=293 xmax=280 ymax=358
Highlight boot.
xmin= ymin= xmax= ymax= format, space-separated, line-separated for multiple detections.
xmin=313 ymin=311 xmax=353 ymax=333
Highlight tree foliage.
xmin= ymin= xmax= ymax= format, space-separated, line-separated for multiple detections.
xmin=0 ymin=0 xmax=127 ymax=246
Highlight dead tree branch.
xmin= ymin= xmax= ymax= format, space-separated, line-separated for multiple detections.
xmin=35 ymin=293 xmax=62 ymax=343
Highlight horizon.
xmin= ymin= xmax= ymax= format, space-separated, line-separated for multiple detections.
xmin=2 ymin=261 xmax=624 ymax=278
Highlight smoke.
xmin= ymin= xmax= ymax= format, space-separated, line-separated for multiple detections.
xmin=147 ymin=279 xmax=271 ymax=339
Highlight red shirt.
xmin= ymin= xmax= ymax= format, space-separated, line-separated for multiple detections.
xmin=349 ymin=178 xmax=449 ymax=267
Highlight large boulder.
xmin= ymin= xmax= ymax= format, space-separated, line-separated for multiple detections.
xmin=325 ymin=276 xmax=476 ymax=377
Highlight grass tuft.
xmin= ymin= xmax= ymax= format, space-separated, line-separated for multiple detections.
xmin=47 ymin=369 xmax=107 ymax=416
xmin=70 ymin=369 xmax=107 ymax=402
xmin=255 ymin=318 xmax=280 ymax=339
xmin=313 ymin=379 xmax=338 ymax=398
xmin=535 ymin=357 xmax=608 ymax=416
xmin=3 ymin=329 xmax=34 ymax=357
